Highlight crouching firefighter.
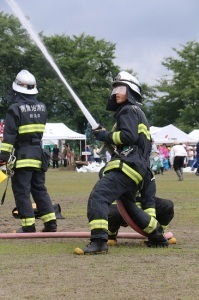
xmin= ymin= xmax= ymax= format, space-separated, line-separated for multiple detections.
xmin=74 ymin=71 xmax=168 ymax=255
xmin=0 ymin=70 xmax=57 ymax=233
xmin=108 ymin=175 xmax=175 ymax=246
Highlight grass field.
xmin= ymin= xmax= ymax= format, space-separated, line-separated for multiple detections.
xmin=0 ymin=168 xmax=199 ymax=300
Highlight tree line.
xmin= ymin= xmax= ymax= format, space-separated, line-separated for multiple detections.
xmin=0 ymin=12 xmax=198 ymax=142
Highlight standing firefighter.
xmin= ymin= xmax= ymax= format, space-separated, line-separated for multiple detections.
xmin=0 ymin=70 xmax=57 ymax=233
xmin=74 ymin=71 xmax=168 ymax=255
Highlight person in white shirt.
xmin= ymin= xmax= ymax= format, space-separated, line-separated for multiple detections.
xmin=169 ymin=142 xmax=187 ymax=181
xmin=93 ymin=145 xmax=100 ymax=163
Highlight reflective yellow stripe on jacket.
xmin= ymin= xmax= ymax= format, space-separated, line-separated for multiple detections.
xmin=16 ymin=159 xmax=42 ymax=169
xmin=104 ymin=160 xmax=143 ymax=185
xmin=18 ymin=124 xmax=45 ymax=134
xmin=143 ymin=216 xmax=158 ymax=234
xmin=112 ymin=131 xmax=122 ymax=144
xmin=89 ymin=219 xmax=108 ymax=231
xmin=0 ymin=142 xmax=13 ymax=153
xmin=138 ymin=123 xmax=151 ymax=140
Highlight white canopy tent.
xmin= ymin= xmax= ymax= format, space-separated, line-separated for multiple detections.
xmin=150 ymin=126 xmax=162 ymax=135
xmin=151 ymin=124 xmax=196 ymax=144
xmin=42 ymin=123 xmax=86 ymax=154
xmin=188 ymin=129 xmax=199 ymax=143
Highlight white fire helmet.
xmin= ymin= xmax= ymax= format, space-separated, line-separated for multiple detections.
xmin=12 ymin=70 xmax=38 ymax=94
xmin=112 ymin=71 xmax=141 ymax=97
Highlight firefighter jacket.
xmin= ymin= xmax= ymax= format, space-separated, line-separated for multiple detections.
xmin=0 ymin=93 xmax=47 ymax=169
xmin=103 ymin=103 xmax=151 ymax=185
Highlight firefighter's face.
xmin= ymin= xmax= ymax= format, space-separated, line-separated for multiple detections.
xmin=111 ymin=85 xmax=127 ymax=104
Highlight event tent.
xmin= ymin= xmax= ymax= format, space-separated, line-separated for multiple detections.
xmin=151 ymin=124 xmax=196 ymax=144
xmin=42 ymin=123 xmax=86 ymax=153
xmin=42 ymin=123 xmax=86 ymax=141
xmin=150 ymin=126 xmax=162 ymax=135
xmin=188 ymin=129 xmax=199 ymax=142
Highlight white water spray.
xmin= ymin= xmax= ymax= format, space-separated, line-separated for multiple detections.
xmin=6 ymin=0 xmax=99 ymax=129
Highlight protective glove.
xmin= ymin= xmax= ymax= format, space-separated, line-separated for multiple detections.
xmin=93 ymin=129 xmax=109 ymax=142
xmin=0 ymin=153 xmax=10 ymax=165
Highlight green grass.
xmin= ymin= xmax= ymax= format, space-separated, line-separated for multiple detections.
xmin=0 ymin=169 xmax=199 ymax=300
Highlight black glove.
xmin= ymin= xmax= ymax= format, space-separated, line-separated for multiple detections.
xmin=93 ymin=129 xmax=109 ymax=142
xmin=0 ymin=153 xmax=10 ymax=165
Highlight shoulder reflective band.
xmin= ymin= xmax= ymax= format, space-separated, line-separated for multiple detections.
xmin=18 ymin=124 xmax=45 ymax=134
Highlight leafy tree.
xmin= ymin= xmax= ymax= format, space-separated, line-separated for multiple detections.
xmin=0 ymin=12 xmax=120 ymax=136
xmin=150 ymin=41 xmax=199 ymax=132
xmin=0 ymin=13 xmax=31 ymax=114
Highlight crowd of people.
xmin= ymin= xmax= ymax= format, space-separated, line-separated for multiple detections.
xmin=44 ymin=144 xmax=75 ymax=169
xmin=150 ymin=140 xmax=199 ymax=179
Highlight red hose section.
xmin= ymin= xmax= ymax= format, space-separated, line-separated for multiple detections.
xmin=116 ymin=200 xmax=147 ymax=236
xmin=0 ymin=231 xmax=173 ymax=239
xmin=116 ymin=200 xmax=173 ymax=240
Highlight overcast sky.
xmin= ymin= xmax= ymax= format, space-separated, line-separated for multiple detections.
xmin=1 ymin=0 xmax=199 ymax=85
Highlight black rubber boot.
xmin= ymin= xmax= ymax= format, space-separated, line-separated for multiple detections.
xmin=16 ymin=224 xmax=36 ymax=233
xmin=42 ymin=220 xmax=57 ymax=232
xmin=82 ymin=239 xmax=108 ymax=255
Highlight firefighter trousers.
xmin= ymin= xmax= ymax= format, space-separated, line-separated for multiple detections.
xmin=11 ymin=168 xmax=56 ymax=226
xmin=108 ymin=197 xmax=174 ymax=236
xmin=87 ymin=170 xmax=162 ymax=241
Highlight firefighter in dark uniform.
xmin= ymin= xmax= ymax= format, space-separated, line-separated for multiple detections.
xmin=74 ymin=71 xmax=168 ymax=255
xmin=0 ymin=70 xmax=57 ymax=233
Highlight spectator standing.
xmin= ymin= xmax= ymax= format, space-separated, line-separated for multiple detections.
xmin=62 ymin=145 xmax=68 ymax=167
xmin=93 ymin=145 xmax=100 ymax=163
xmin=186 ymin=143 xmax=194 ymax=167
xmin=52 ymin=144 xmax=60 ymax=168
xmin=151 ymin=139 xmax=158 ymax=154
xmin=169 ymin=142 xmax=187 ymax=181
xmin=85 ymin=145 xmax=93 ymax=162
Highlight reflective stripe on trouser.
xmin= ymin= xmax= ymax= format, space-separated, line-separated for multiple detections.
xmin=143 ymin=207 xmax=156 ymax=218
xmin=87 ymin=171 xmax=157 ymax=241
xmin=40 ymin=212 xmax=56 ymax=223
xmin=21 ymin=217 xmax=35 ymax=227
